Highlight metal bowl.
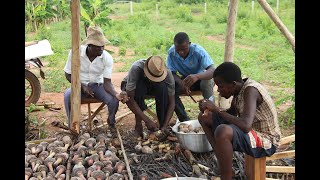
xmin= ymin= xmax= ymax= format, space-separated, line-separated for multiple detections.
xmin=172 ymin=120 xmax=213 ymax=153
xmin=161 ymin=178 xmax=207 ymax=180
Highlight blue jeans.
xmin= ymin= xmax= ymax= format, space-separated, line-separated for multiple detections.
xmin=64 ymin=83 xmax=119 ymax=128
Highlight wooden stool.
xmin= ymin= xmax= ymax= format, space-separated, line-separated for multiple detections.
xmin=244 ymin=135 xmax=296 ymax=180
xmin=81 ymin=97 xmax=105 ymax=131
xmin=244 ymin=154 xmax=266 ymax=180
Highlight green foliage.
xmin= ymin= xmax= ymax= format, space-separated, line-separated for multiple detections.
xmin=128 ymin=13 xmax=151 ymax=27
xmin=35 ymin=25 xmax=53 ymax=40
xmin=80 ymin=0 xmax=112 ymax=31
xmin=276 ymin=94 xmax=295 ymax=127
xmin=119 ymin=47 xmax=127 ymax=56
xmin=174 ymin=0 xmax=206 ymax=4
xmin=42 ymin=69 xmax=69 ymax=93
xmin=174 ymin=6 xmax=193 ymax=22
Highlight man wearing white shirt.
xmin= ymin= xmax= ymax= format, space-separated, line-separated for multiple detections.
xmin=63 ymin=26 xmax=127 ymax=129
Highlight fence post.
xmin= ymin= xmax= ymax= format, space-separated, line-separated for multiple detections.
xmin=156 ymin=3 xmax=159 ymax=17
xmin=276 ymin=0 xmax=279 ymax=12
xmin=130 ymin=1 xmax=133 ymax=15
xmin=252 ymin=0 xmax=254 ymax=13
xmin=204 ymin=2 xmax=207 ymax=14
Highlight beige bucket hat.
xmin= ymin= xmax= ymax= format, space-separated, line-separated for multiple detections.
xmin=82 ymin=26 xmax=110 ymax=46
xmin=143 ymin=55 xmax=168 ymax=82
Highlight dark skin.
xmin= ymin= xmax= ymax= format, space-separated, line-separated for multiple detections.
xmin=65 ymin=44 xmax=129 ymax=103
xmin=198 ymin=76 xmax=263 ymax=180
xmin=122 ymin=75 xmax=175 ymax=134
xmin=173 ymin=41 xmax=215 ymax=95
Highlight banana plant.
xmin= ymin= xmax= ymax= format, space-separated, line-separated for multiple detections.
xmin=80 ymin=0 xmax=112 ymax=35
xmin=25 ymin=0 xmax=56 ymax=32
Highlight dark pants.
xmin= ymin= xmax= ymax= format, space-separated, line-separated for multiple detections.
xmin=212 ymin=112 xmax=277 ymax=158
xmin=175 ymin=77 xmax=214 ymax=122
xmin=64 ymin=83 xmax=119 ymax=128
xmin=121 ymin=76 xmax=169 ymax=128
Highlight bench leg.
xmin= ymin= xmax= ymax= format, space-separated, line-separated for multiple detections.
xmin=244 ymin=154 xmax=266 ymax=180
xmin=88 ymin=104 xmax=92 ymax=131
xmin=87 ymin=103 xmax=106 ymax=131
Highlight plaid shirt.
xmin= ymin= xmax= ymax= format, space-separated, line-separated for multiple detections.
xmin=233 ymin=78 xmax=282 ymax=146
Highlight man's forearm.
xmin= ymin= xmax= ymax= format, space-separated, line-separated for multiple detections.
xmin=163 ymin=95 xmax=175 ymax=128
xmin=126 ymin=99 xmax=150 ymax=123
xmin=103 ymin=84 xmax=117 ymax=97
xmin=103 ymin=78 xmax=118 ymax=97
xmin=195 ymin=66 xmax=215 ymax=80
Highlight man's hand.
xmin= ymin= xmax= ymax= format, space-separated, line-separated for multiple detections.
xmin=81 ymin=84 xmax=94 ymax=97
xmin=199 ymin=99 xmax=218 ymax=112
xmin=183 ymin=86 xmax=191 ymax=96
xmin=183 ymin=74 xmax=199 ymax=88
xmin=145 ymin=119 xmax=158 ymax=132
xmin=116 ymin=91 xmax=130 ymax=103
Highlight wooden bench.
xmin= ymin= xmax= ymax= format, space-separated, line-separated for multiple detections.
xmin=80 ymin=91 xmax=203 ymax=130
xmin=244 ymin=134 xmax=295 ymax=180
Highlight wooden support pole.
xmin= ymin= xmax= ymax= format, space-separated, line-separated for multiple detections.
xmin=116 ymin=127 xmax=134 ymax=180
xmin=70 ymin=0 xmax=81 ymax=134
xmin=257 ymin=0 xmax=295 ymax=52
xmin=220 ymin=0 xmax=238 ymax=109
xmin=266 ymin=150 xmax=295 ymax=161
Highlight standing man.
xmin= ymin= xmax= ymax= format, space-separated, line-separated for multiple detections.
xmin=198 ymin=62 xmax=281 ymax=180
xmin=166 ymin=32 xmax=215 ymax=122
xmin=121 ymin=55 xmax=175 ymax=137
xmin=63 ymin=26 xmax=127 ymax=129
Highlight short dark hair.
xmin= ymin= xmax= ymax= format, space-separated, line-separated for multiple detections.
xmin=174 ymin=32 xmax=189 ymax=45
xmin=213 ymin=62 xmax=242 ymax=83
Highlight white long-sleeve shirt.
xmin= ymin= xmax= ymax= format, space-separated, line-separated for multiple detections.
xmin=64 ymin=45 xmax=113 ymax=85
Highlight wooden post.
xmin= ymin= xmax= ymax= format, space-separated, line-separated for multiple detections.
xmin=257 ymin=0 xmax=295 ymax=52
xmin=276 ymin=0 xmax=279 ymax=12
xmin=130 ymin=1 xmax=133 ymax=15
xmin=204 ymin=2 xmax=207 ymax=14
xmin=70 ymin=0 xmax=81 ymax=134
xmin=219 ymin=0 xmax=238 ymax=109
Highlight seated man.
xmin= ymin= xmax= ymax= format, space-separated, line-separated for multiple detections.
xmin=120 ymin=55 xmax=175 ymax=136
xmin=198 ymin=62 xmax=282 ymax=180
xmin=166 ymin=32 xmax=215 ymax=122
xmin=63 ymin=26 xmax=127 ymax=129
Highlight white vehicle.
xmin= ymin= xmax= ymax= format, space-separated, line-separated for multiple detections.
xmin=25 ymin=39 xmax=54 ymax=105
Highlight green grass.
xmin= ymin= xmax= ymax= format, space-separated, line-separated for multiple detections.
xmin=25 ymin=0 xmax=295 ymax=128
